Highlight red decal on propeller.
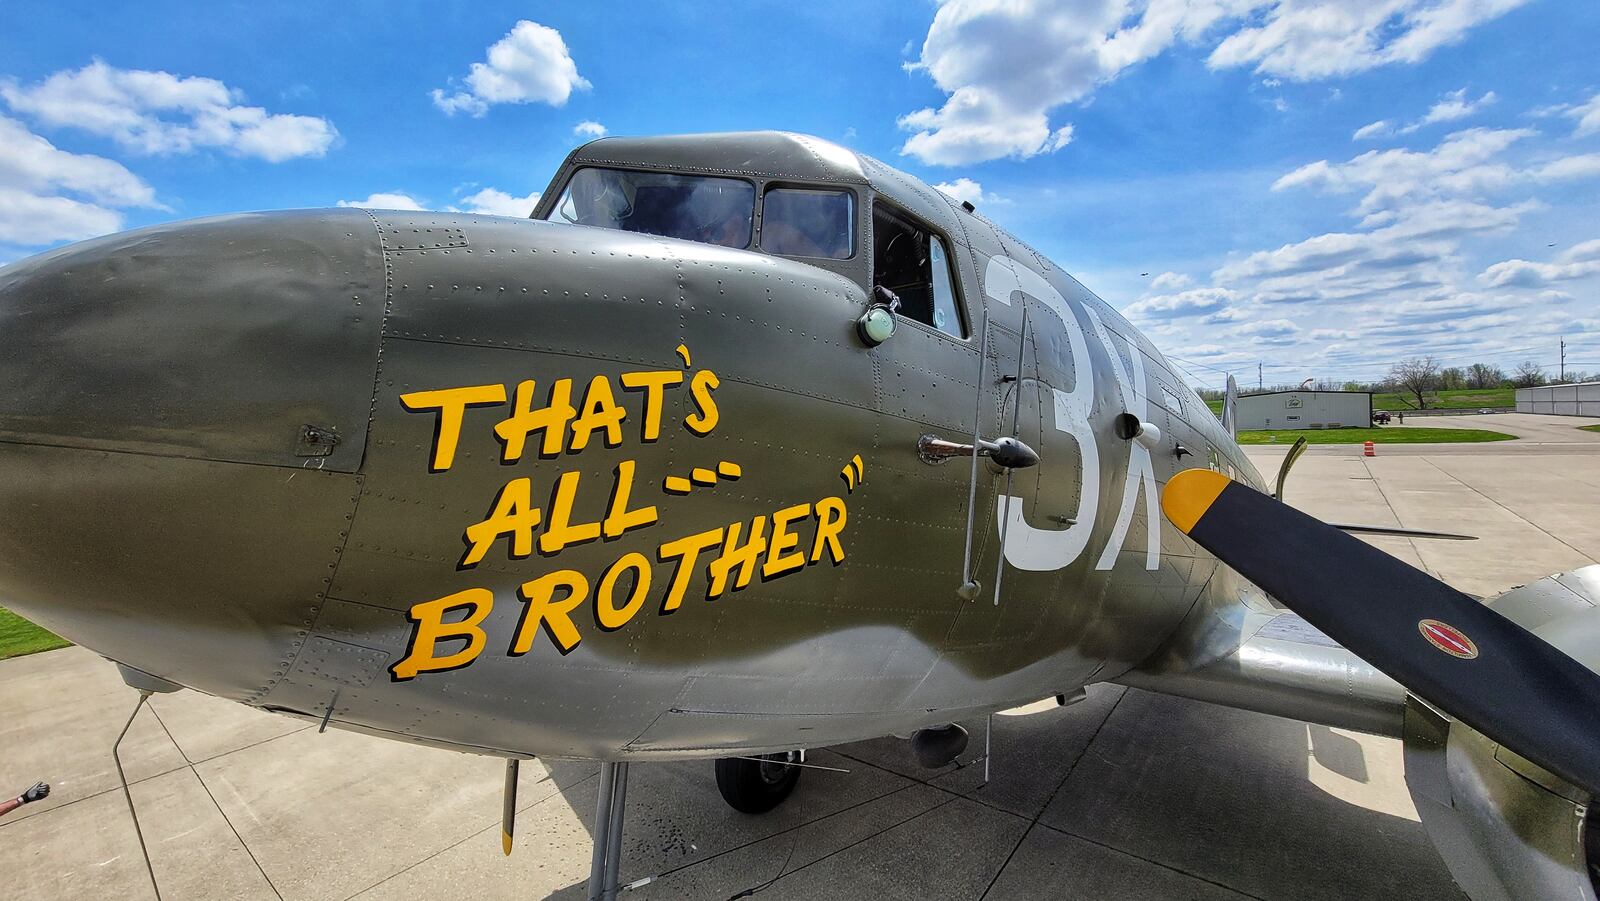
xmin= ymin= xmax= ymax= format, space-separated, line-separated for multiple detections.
xmin=1419 ymin=619 xmax=1479 ymax=660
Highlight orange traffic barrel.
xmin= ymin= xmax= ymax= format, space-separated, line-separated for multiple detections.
xmin=1363 ymin=440 xmax=1375 ymax=457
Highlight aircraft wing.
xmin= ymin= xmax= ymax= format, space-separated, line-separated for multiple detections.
xmin=1124 ymin=470 xmax=1600 ymax=901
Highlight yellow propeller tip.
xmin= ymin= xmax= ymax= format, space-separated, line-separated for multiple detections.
xmin=1161 ymin=469 xmax=1232 ymax=534
xmin=502 ymin=831 xmax=513 ymax=856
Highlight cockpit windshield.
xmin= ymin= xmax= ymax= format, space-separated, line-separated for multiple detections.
xmin=547 ymin=167 xmax=755 ymax=249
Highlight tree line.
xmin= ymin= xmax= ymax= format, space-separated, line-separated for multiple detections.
xmin=1195 ymin=358 xmax=1593 ymax=410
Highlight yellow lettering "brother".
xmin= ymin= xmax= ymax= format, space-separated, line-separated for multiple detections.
xmin=389 ymin=495 xmax=848 ymax=679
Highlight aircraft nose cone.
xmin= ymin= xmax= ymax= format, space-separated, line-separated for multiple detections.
xmin=0 ymin=210 xmax=387 ymax=699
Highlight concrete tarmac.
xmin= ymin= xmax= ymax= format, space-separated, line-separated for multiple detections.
xmin=5 ymin=420 xmax=1599 ymax=900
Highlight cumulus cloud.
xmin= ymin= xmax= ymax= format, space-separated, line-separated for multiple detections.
xmin=432 ymin=21 xmax=590 ymax=116
xmin=933 ymin=177 xmax=986 ymax=206
xmin=0 ymin=115 xmax=158 ymax=245
xmin=1 ymin=60 xmax=337 ymax=162
xmin=337 ymin=192 xmax=425 ymax=211
xmin=334 ymin=187 xmax=542 ymax=217
xmin=1207 ymin=1 xmax=1529 ymax=79
xmin=573 ymin=120 xmax=607 ymax=139
xmin=898 ymin=0 xmax=1526 ymax=164
xmin=1149 ymin=271 xmax=1194 ymax=290
xmin=1479 ymin=239 xmax=1600 ymax=288
xmin=1122 ymin=287 xmax=1237 ymax=320
xmin=1274 ymin=127 xmax=1530 ymax=215
xmin=455 ymin=187 xmax=541 ymax=217
xmin=0 ymin=187 xmax=124 ymax=245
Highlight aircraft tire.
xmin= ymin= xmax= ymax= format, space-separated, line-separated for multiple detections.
xmin=714 ymin=754 xmax=801 ymax=814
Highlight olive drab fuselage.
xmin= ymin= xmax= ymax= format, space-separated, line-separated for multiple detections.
xmin=0 ymin=132 xmax=1264 ymax=759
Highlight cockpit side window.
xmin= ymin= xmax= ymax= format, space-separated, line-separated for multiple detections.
xmin=760 ymin=187 xmax=854 ymax=259
xmin=547 ymin=167 xmax=755 ymax=249
xmin=872 ymin=202 xmax=966 ymax=338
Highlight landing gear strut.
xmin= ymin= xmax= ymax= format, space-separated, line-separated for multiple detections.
xmin=586 ymin=761 xmax=630 ymax=901
xmin=715 ymin=752 xmax=802 ymax=814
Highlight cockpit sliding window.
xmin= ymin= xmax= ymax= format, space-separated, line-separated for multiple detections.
xmin=760 ymin=187 xmax=854 ymax=260
xmin=872 ymin=202 xmax=966 ymax=338
xmin=547 ymin=167 xmax=755 ymax=249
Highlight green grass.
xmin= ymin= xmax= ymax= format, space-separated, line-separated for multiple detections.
xmin=0 ymin=606 xmax=70 ymax=660
xmin=1582 ymin=425 xmax=1600 ymax=434
xmin=1236 ymin=426 xmax=1517 ymax=445
xmin=1371 ymin=387 xmax=1515 ymax=411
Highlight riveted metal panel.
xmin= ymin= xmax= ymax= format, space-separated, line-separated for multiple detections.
xmin=0 ymin=210 xmax=384 ymax=472
xmin=0 ymin=443 xmax=362 ymax=701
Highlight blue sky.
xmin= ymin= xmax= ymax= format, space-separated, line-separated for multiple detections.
xmin=3 ymin=0 xmax=1597 ymax=387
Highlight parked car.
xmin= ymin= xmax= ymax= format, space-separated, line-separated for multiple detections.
xmin=1372 ymin=411 xmax=1392 ymax=424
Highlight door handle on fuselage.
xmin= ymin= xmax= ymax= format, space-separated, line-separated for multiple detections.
xmin=917 ymin=434 xmax=1040 ymax=469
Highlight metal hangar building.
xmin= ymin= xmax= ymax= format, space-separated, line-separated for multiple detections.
xmin=1235 ymin=390 xmax=1373 ymax=431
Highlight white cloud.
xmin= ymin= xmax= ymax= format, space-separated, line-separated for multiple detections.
xmin=1532 ymin=153 xmax=1600 ymax=182
xmin=1414 ymin=88 xmax=1495 ymax=127
xmin=1 ymin=60 xmax=337 ymax=162
xmin=897 ymin=0 xmax=1527 ymax=164
xmin=1353 ymin=119 xmax=1391 ymax=140
xmin=933 ymin=177 xmax=986 ymax=206
xmin=573 ymin=120 xmax=607 ymax=139
xmin=337 ymin=192 xmax=426 ymax=211
xmin=432 ymin=20 xmax=590 ymax=117
xmin=456 ymin=187 xmax=540 ymax=217
xmin=1150 ymin=271 xmax=1194 ymax=290
xmin=0 ymin=115 xmax=157 ymax=246
xmin=0 ymin=115 xmax=154 ymax=207
xmin=1123 ymin=287 xmax=1237 ymax=320
xmin=1479 ymin=239 xmax=1600 ymax=288
xmin=333 ymin=187 xmax=542 ymax=217
xmin=1564 ymin=92 xmax=1600 ymax=136
xmin=1208 ymin=0 xmax=1529 ymax=80
xmin=1235 ymin=318 xmax=1299 ymax=338
xmin=1358 ymin=88 xmax=1495 ymax=140
xmin=898 ymin=0 xmax=1228 ymax=165
xmin=1273 ymin=127 xmax=1530 ymax=215
xmin=0 ymin=186 xmax=124 ymax=245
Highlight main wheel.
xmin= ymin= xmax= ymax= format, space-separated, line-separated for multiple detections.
xmin=715 ymin=753 xmax=801 ymax=814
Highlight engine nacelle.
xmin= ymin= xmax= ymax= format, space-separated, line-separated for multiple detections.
xmin=1405 ymin=697 xmax=1596 ymax=900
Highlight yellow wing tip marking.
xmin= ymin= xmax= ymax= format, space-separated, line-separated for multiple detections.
xmin=502 ymin=830 xmax=513 ymax=856
xmin=1162 ymin=469 xmax=1232 ymax=534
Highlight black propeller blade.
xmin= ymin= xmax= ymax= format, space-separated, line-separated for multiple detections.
xmin=1162 ymin=468 xmax=1600 ymax=796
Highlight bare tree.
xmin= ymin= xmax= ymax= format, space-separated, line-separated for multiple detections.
xmin=1389 ymin=356 xmax=1441 ymax=409
xmin=1439 ymin=367 xmax=1466 ymax=390
xmin=1467 ymin=363 xmax=1504 ymax=389
xmin=1512 ymin=360 xmax=1547 ymax=388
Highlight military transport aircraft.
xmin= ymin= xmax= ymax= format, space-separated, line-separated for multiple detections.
xmin=2 ymin=131 xmax=1598 ymax=901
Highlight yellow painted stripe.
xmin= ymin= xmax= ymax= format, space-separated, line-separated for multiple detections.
xmin=1161 ymin=469 xmax=1232 ymax=534
xmin=717 ymin=461 xmax=742 ymax=479
xmin=664 ymin=476 xmax=692 ymax=494
xmin=502 ymin=830 xmax=512 ymax=856
xmin=691 ymin=467 xmax=717 ymax=485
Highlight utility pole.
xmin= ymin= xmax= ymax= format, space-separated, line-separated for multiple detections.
xmin=1258 ymin=361 xmax=1263 ymax=391
xmin=1560 ymin=336 xmax=1566 ymax=382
